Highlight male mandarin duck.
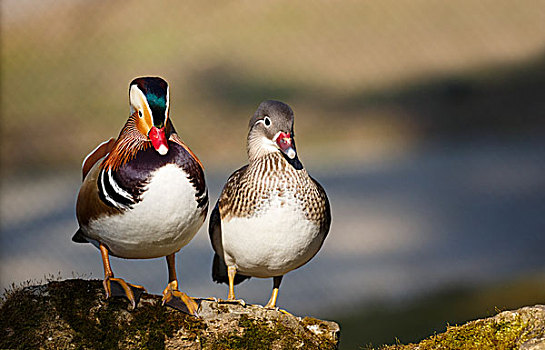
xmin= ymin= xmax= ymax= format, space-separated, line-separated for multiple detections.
xmin=74 ymin=77 xmax=208 ymax=315
xmin=209 ymin=100 xmax=331 ymax=309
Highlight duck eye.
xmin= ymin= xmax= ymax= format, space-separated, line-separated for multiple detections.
xmin=263 ymin=116 xmax=271 ymax=127
xmin=138 ymin=110 xmax=143 ymax=118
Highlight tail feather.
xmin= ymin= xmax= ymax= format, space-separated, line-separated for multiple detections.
xmin=72 ymin=229 xmax=88 ymax=243
xmin=212 ymin=253 xmax=250 ymax=285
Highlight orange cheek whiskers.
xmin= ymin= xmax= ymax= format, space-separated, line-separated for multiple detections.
xmin=101 ymin=113 xmax=150 ymax=171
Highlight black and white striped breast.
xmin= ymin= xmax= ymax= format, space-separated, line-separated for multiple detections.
xmin=98 ymin=142 xmax=208 ymax=211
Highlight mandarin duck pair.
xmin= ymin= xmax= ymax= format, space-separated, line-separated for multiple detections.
xmin=74 ymin=77 xmax=331 ymax=316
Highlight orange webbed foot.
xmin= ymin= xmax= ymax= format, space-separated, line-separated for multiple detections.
xmin=103 ymin=277 xmax=146 ymax=310
xmin=162 ymin=281 xmax=200 ymax=316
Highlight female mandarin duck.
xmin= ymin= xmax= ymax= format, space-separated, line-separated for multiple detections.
xmin=209 ymin=100 xmax=331 ymax=309
xmin=74 ymin=77 xmax=207 ymax=315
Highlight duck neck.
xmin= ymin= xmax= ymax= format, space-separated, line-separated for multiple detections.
xmin=247 ymin=131 xmax=280 ymax=163
xmin=101 ymin=113 xmax=149 ymax=170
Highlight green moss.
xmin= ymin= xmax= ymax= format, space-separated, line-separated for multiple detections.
xmin=340 ymin=274 xmax=545 ymax=349
xmin=302 ymin=316 xmax=325 ymax=328
xmin=421 ymin=317 xmax=527 ymax=350
xmin=200 ymin=314 xmax=281 ymax=349
xmin=383 ymin=314 xmax=530 ymax=350
xmin=202 ymin=314 xmax=337 ymax=350
xmin=227 ymin=315 xmax=286 ymax=349
xmin=0 ymin=279 xmax=207 ymax=349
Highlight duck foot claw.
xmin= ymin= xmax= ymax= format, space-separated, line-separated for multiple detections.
xmin=104 ymin=277 xmax=146 ymax=310
xmin=219 ymin=298 xmax=246 ymax=307
xmin=262 ymin=304 xmax=292 ymax=315
xmin=278 ymin=308 xmax=294 ymax=316
xmin=201 ymin=297 xmax=219 ymax=302
xmin=163 ymin=289 xmax=200 ymax=316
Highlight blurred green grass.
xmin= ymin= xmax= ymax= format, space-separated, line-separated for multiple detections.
xmin=337 ymin=272 xmax=545 ymax=349
xmin=2 ymin=0 xmax=545 ymax=176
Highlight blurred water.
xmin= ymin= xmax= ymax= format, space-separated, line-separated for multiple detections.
xmin=1 ymin=138 xmax=544 ymax=318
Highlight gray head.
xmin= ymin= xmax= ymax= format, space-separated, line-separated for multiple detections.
xmin=247 ymin=100 xmax=297 ymax=161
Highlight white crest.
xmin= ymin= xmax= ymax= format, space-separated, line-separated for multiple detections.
xmin=129 ymin=85 xmax=150 ymax=113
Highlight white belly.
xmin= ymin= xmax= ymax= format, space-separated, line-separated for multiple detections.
xmin=221 ymin=195 xmax=323 ymax=277
xmin=87 ymin=165 xmax=204 ymax=258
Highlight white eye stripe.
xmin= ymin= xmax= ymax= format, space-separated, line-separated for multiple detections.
xmin=256 ymin=116 xmax=272 ymax=127
xmin=130 ymin=85 xmax=152 ymax=121
xmin=165 ymin=86 xmax=170 ymax=120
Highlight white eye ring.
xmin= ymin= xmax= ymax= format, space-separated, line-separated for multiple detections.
xmin=263 ymin=116 xmax=271 ymax=127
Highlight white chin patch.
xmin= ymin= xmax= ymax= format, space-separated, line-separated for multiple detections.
xmin=285 ymin=147 xmax=296 ymax=159
xmin=157 ymin=145 xmax=168 ymax=155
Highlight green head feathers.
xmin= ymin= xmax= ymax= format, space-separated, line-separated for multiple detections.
xmin=146 ymin=93 xmax=166 ymax=111
xmin=129 ymin=77 xmax=170 ymax=128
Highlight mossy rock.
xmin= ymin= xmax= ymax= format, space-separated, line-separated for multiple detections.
xmin=380 ymin=305 xmax=545 ymax=350
xmin=0 ymin=279 xmax=340 ymax=349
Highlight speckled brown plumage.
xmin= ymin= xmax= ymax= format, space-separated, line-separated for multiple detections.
xmin=209 ymin=100 xmax=331 ymax=294
xmin=218 ymin=152 xmax=330 ymax=231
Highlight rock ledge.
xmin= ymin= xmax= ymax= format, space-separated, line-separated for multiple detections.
xmin=0 ymin=279 xmax=340 ymax=349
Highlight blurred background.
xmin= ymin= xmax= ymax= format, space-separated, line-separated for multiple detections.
xmin=2 ymin=1 xmax=545 ymax=348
